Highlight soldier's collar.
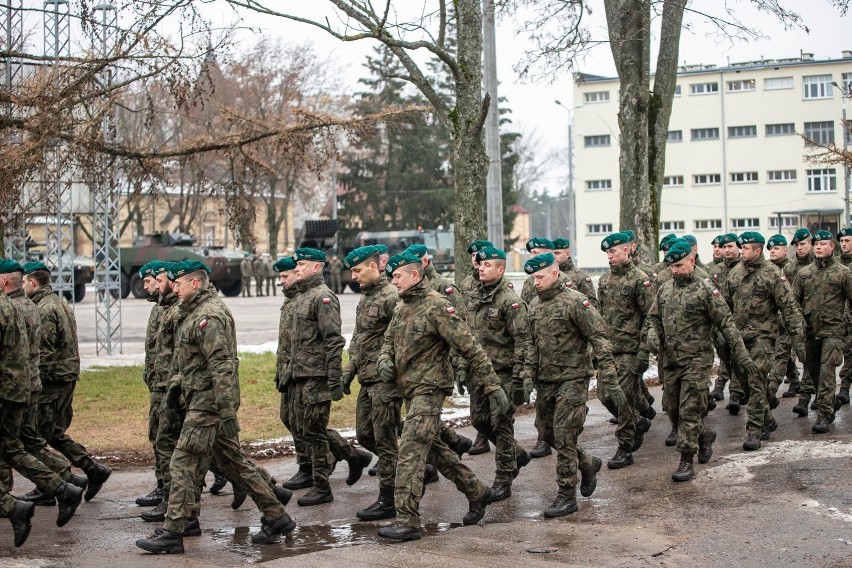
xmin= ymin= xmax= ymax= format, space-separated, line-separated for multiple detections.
xmin=724 ymin=256 xmax=741 ymax=268
xmin=7 ymin=287 xmax=25 ymax=299
xmin=559 ymin=258 xmax=575 ymax=272
xmin=609 ymin=261 xmax=632 ymax=275
xmin=399 ymin=276 xmax=430 ymax=302
xmin=536 ymin=279 xmax=563 ymax=300
xmin=359 ymin=277 xmax=386 ymax=295
xmin=672 ymin=271 xmax=695 ymax=286
xmin=815 ymin=255 xmax=835 ymax=269
xmin=300 ymin=273 xmax=326 ymax=289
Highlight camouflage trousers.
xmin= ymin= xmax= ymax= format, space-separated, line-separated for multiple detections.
xmin=469 ymin=376 xmax=523 ymax=485
xmin=598 ymin=354 xmax=638 ymax=451
xmin=396 ymin=390 xmax=487 ymax=529
xmin=663 ymin=363 xmax=710 ymax=454
xmin=255 ymin=276 xmax=264 ymax=295
xmin=839 ymin=332 xmax=852 ymax=391
xmin=37 ymin=381 xmax=92 ymax=468
xmin=713 ymin=337 xmax=747 ymax=400
xmin=149 ymin=390 xmax=163 ymax=487
xmin=802 ymin=336 xmax=844 ymax=419
xmin=153 ymin=393 xmax=185 ymax=501
xmin=744 ymin=337 xmax=775 ymax=434
xmin=164 ymin=412 xmax=286 ymax=534
xmin=0 ymin=486 xmax=15 ymax=516
xmin=0 ymin=399 xmax=64 ymax=495
xmin=241 ymin=278 xmax=251 ymax=296
xmin=768 ymin=331 xmax=800 ymax=394
xmin=355 ymin=381 xmax=401 ymax=493
xmin=279 ymin=382 xmax=310 ymax=468
xmin=535 ymin=379 xmax=594 ymax=498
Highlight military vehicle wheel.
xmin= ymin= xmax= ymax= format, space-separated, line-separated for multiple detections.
xmin=220 ymin=279 xmax=241 ymax=297
xmin=130 ymin=272 xmax=147 ymax=299
xmin=348 ymin=282 xmax=361 ymax=293
xmin=120 ymin=272 xmax=131 ymax=299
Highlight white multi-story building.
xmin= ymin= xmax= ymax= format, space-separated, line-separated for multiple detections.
xmin=572 ymin=51 xmax=852 ymax=270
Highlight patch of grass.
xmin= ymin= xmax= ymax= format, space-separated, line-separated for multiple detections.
xmin=69 ymin=352 xmax=359 ymax=454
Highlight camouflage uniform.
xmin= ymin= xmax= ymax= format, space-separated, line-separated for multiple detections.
xmin=163 ymin=287 xmax=286 ymax=534
xmin=558 ymin=259 xmax=598 ymax=308
xmin=791 ymin=255 xmax=852 ymax=421
xmin=253 ymin=257 xmax=265 ymax=296
xmin=768 ymin=256 xmax=801 ymax=394
xmin=710 ymin=257 xmax=747 ymax=402
xmin=597 ymin=261 xmax=654 ymax=446
xmin=458 ymin=269 xmax=480 ymax=305
xmin=329 ymin=257 xmax=343 ymax=294
xmin=526 ymin=281 xmax=611 ymax=498
xmin=144 ymin=291 xmax=164 ymax=488
xmin=424 ymin=263 xmax=467 ymax=317
xmin=645 ymin=272 xmax=751 ymax=454
xmin=722 ymin=256 xmax=804 ymax=435
xmin=784 ymin=252 xmax=815 ymax=393
xmin=465 ymin=276 xmax=530 ymax=486
xmin=347 ymin=277 xmax=401 ymax=494
xmin=240 ymin=257 xmax=253 ymax=297
xmin=378 ymin=277 xmax=494 ymax=528
xmin=836 ymin=251 xmax=852 ymax=394
xmin=265 ymin=257 xmax=276 ymax=296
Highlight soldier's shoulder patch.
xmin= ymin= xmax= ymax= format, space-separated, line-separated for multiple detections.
xmin=712 ymin=289 xmax=720 ymax=296
xmin=446 ymin=306 xmax=456 ymax=314
xmin=199 ymin=318 xmax=208 ymax=329
xmin=780 ymin=276 xmax=787 ymax=282
xmin=445 ymin=287 xmax=453 ymax=294
xmin=511 ymin=302 xmax=520 ymax=309
xmin=508 ymin=282 xmax=514 ymax=289
xmin=565 ymin=280 xmax=574 ymax=288
xmin=585 ymin=277 xmax=592 ymax=282
xmin=651 ymin=272 xmax=658 ymax=279
xmin=582 ymin=299 xmax=591 ymax=308
xmin=712 ymin=274 xmax=719 ymax=281
xmin=643 ymin=280 xmax=651 ymax=287
xmin=322 ymin=297 xmax=332 ymax=304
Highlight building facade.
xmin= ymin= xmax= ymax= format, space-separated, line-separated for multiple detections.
xmin=573 ymin=51 xmax=852 ymax=270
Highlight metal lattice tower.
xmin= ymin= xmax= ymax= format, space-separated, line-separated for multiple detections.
xmin=2 ymin=0 xmax=26 ymax=260
xmin=42 ymin=0 xmax=74 ymax=297
xmin=92 ymin=1 xmax=121 ymax=354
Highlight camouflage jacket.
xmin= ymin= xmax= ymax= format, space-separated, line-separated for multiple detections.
xmin=9 ymin=288 xmax=41 ymax=393
xmin=597 ymin=261 xmax=653 ymax=355
xmin=151 ymin=290 xmax=180 ymax=390
xmin=784 ymin=252 xmax=814 ymax=279
xmin=288 ymin=273 xmax=344 ymax=380
xmin=521 ymin=270 xmax=577 ymax=305
xmin=631 ymin=255 xmax=656 ymax=279
xmin=379 ymin=277 xmax=502 ymax=399
xmin=424 ymin=263 xmax=467 ymax=319
xmin=770 ymin=256 xmax=792 ymax=274
xmin=240 ymin=258 xmax=254 ymax=278
xmin=559 ymin=259 xmax=598 ymax=308
xmin=721 ymin=255 xmax=804 ymax=345
xmin=30 ymin=286 xmax=80 ymax=383
xmin=655 ymin=264 xmax=712 ymax=287
xmin=709 ymin=257 xmax=741 ymax=288
xmin=526 ymin=280 xmax=617 ymax=384
xmin=143 ymin=292 xmax=161 ymax=390
xmin=650 ymin=261 xmax=667 ymax=277
xmin=644 ymin=271 xmax=750 ymax=369
xmin=346 ymin=277 xmax=398 ymax=384
xmin=0 ymin=292 xmax=32 ymax=403
xmin=466 ymin=277 xmax=529 ymax=378
xmin=840 ymin=252 xmax=852 ymax=268
xmin=458 ymin=269 xmax=480 ymax=308
xmin=172 ymin=286 xmax=238 ymax=423
xmin=792 ymin=255 xmax=852 ymax=340
xmin=275 ymin=281 xmax=301 ymax=383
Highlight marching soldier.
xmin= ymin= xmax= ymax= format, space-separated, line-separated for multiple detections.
xmin=553 ymin=237 xmax=598 ymax=308
xmin=834 ymin=228 xmax=852 ymax=405
xmin=766 ymin=234 xmax=802 ymax=400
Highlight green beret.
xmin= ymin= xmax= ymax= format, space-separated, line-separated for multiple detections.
xmin=476 ymin=246 xmax=506 ymax=261
xmin=22 ymin=261 xmax=49 ymax=275
xmin=273 ymin=257 xmax=297 ymax=272
xmin=405 ymin=244 xmax=428 ymax=258
xmin=767 ymin=234 xmax=788 ymax=248
xmin=166 ymin=261 xmax=182 ymax=281
xmin=682 ymin=234 xmax=698 ymax=246
xmin=718 ymin=233 xmax=738 ymax=246
xmin=152 ymin=262 xmax=172 ymax=276
xmin=664 ymin=240 xmax=693 ymax=264
xmin=139 ymin=261 xmax=160 ymax=279
xmin=791 ymin=228 xmax=811 ymax=244
xmin=344 ymin=246 xmax=379 ymax=269
xmin=837 ymin=228 xmax=852 ymax=240
xmin=711 ymin=234 xmax=724 ymax=246
xmin=0 ymin=259 xmax=24 ymax=274
xmin=659 ymin=233 xmax=678 ymax=251
xmin=524 ymin=252 xmax=556 ymax=274
xmin=552 ymin=237 xmax=571 ymax=249
xmin=736 ymin=231 xmax=765 ymax=247
xmin=525 ymin=237 xmax=554 ymax=252
xmin=385 ymin=252 xmax=422 ymax=277
xmin=623 ymin=230 xmax=636 ymax=242
xmin=812 ymin=229 xmax=833 ymax=242
xmin=374 ymin=244 xmax=389 ymax=254
xmin=175 ymin=259 xmax=212 ymax=277
xmin=293 ymin=248 xmax=326 ymax=263
xmin=600 ymin=232 xmax=628 ymax=251
xmin=467 ymin=240 xmax=493 ymax=254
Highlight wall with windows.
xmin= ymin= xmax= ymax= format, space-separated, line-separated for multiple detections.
xmin=573 ymin=54 xmax=852 ymax=268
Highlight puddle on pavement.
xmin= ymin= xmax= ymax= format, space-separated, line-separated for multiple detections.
xmin=211 ymin=520 xmax=461 ymax=563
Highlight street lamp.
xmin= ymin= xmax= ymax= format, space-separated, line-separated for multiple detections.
xmin=553 ymin=100 xmax=577 ymax=255
xmin=832 ymin=81 xmax=850 ymax=228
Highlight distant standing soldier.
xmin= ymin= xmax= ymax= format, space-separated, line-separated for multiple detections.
xmin=790 ymin=230 xmax=852 ymax=433
xmin=253 ymin=255 xmax=265 ymax=297
xmin=766 ymin=234 xmax=802 ymax=400
xmin=834 ymin=228 xmax=852 ymax=405
xmin=329 ymin=254 xmax=344 ymax=294
xmin=240 ymin=253 xmax=253 ymax=297
xmin=264 ymin=254 xmax=276 ymax=297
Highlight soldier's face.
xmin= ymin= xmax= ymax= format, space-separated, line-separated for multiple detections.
xmin=669 ymin=255 xmax=695 ymax=276
xmin=351 ymin=262 xmax=379 ymax=285
xmin=795 ymin=239 xmax=812 ymax=258
xmin=280 ymin=270 xmax=297 ymax=288
xmin=23 ymin=276 xmax=37 ymax=297
xmin=391 ymin=266 xmax=420 ymax=293
xmin=529 ymin=247 xmax=552 ymax=256
xmin=533 ymin=267 xmax=559 ymax=291
xmin=740 ymin=243 xmax=763 ymax=262
xmin=814 ymin=240 xmax=835 ymax=258
xmin=156 ymin=274 xmax=172 ymax=295
xmin=722 ymin=243 xmax=739 ymax=260
xmin=768 ymin=245 xmax=788 ymax=262
xmin=295 ymin=260 xmax=323 ymax=281
xmin=379 ymin=254 xmax=389 ymax=270
xmin=606 ymin=245 xmax=630 ymax=266
xmin=712 ymin=244 xmax=722 ymax=259
xmin=553 ymin=248 xmax=569 ymax=264
xmin=173 ymin=276 xmax=201 ymax=301
xmin=478 ymin=260 xmax=505 ymax=284
xmin=840 ymin=236 xmax=852 ymax=254
xmin=143 ymin=276 xmax=158 ymax=295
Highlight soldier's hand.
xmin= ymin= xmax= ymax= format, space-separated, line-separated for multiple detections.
xmin=794 ymin=344 xmax=806 ymax=363
xmin=523 ymin=379 xmax=535 ymax=405
xmin=455 ymin=368 xmax=468 ymax=396
xmin=488 ymin=388 xmax=510 ymax=430
xmin=218 ymin=415 xmax=240 ymax=439
xmin=279 ymin=367 xmax=293 ymax=390
xmin=166 ymin=383 xmax=182 ymax=410
xmin=599 ymin=379 xmax=627 ymax=409
xmin=740 ymin=358 xmax=759 ymax=378
xmin=634 ymin=356 xmax=649 ymax=376
xmin=329 ymin=377 xmax=344 ymax=401
xmin=378 ymin=359 xmax=395 ymax=382
xmin=341 ymin=369 xmax=356 ymax=395
xmin=275 ymin=374 xmax=287 ymax=393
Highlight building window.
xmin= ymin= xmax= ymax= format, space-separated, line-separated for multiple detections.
xmin=843 ymin=72 xmax=852 ymax=92
xmin=659 ymin=221 xmax=685 ymax=231
xmin=764 ymin=76 xmax=794 ymax=90
xmin=585 ymin=179 xmax=612 ymax=191
xmin=667 ymin=130 xmax=683 ymax=143
xmin=663 ymin=175 xmax=684 ymax=187
xmin=769 ymin=216 xmax=798 ymax=229
xmin=673 ymin=85 xmax=682 ymax=96
xmin=730 ymin=171 xmax=759 ymax=183
xmin=803 ymin=74 xmax=833 ymax=99
xmin=693 ymin=173 xmax=721 ymax=185
xmin=803 ymin=121 xmax=835 ymax=146
xmin=765 ymin=123 xmax=795 ymax=136
xmin=583 ymin=91 xmax=610 ymax=103
xmin=728 ymin=125 xmax=757 ymax=138
xmin=690 ymin=82 xmax=719 ymax=95
xmin=584 ymin=135 xmax=611 ymax=147
xmin=806 ymin=168 xmax=837 ymax=192
xmin=694 ymin=219 xmax=722 ymax=231
xmin=727 ymin=79 xmax=756 ymax=92
xmin=691 ymin=127 xmax=720 ymax=141
xmin=767 ymin=169 xmax=797 ymax=182
xmin=731 ymin=218 xmax=760 ymax=229
xmin=587 ymin=223 xmax=613 ymax=235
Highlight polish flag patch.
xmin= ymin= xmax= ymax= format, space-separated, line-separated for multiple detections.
xmin=322 ymin=297 xmax=331 ymax=304
xmin=508 ymin=282 xmax=514 ymax=289
xmin=447 ymin=306 xmax=456 ymax=314
xmin=582 ymin=299 xmax=591 ymax=308
xmin=445 ymin=287 xmax=454 ymax=294
xmin=199 ymin=319 xmax=208 ymax=329
xmin=643 ymin=280 xmax=651 ymax=287
xmin=712 ymin=289 xmax=720 ymax=296
xmin=565 ymin=281 xmax=574 ymax=287
xmin=511 ymin=302 xmax=520 ymax=309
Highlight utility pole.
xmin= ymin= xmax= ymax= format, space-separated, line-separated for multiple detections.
xmin=833 ymin=81 xmax=850 ymax=227
xmin=483 ymin=0 xmax=503 ymax=248
xmin=555 ymin=100 xmax=577 ymax=256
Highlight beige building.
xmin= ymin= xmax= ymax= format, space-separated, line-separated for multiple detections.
xmin=573 ymin=51 xmax=852 ymax=270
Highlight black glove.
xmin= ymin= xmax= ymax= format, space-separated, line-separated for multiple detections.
xmin=378 ymin=359 xmax=395 ymax=382
xmin=166 ymin=382 xmax=182 ymax=410
xmin=329 ymin=377 xmax=343 ymax=401
xmin=342 ymin=368 xmax=356 ymax=395
xmin=488 ymin=388 xmax=510 ymax=430
xmin=218 ymin=415 xmax=240 ymax=439
xmin=455 ymin=368 xmax=468 ymax=396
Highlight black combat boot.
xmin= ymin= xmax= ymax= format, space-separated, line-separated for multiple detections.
xmin=468 ymin=432 xmax=491 ymax=456
xmin=273 ymin=485 xmax=293 ymax=506
xmin=82 ymin=460 xmax=112 ymax=502
xmin=55 ymin=483 xmax=83 ymax=527
xmin=512 ymin=449 xmax=532 ymax=478
xmin=761 ymin=418 xmax=778 ymax=440
xmin=136 ymin=529 xmax=185 ymax=554
xmin=608 ymin=416 xmax=618 ymax=425
xmin=282 ymin=464 xmax=313 ymax=490
xmin=297 ymin=485 xmax=333 ymax=506
xmin=345 ymin=449 xmax=373 ymax=486
xmin=632 ymin=417 xmax=652 ymax=452
xmin=19 ymin=488 xmax=56 ymax=506
xmin=607 ymin=447 xmax=634 ymax=470
xmin=231 ymin=485 xmax=247 ymax=510
xmin=665 ymin=429 xmax=677 ymax=447
xmin=424 ymin=464 xmax=439 ymax=485
xmin=792 ymin=394 xmax=811 ymax=417
xmin=640 ymin=405 xmax=657 ymax=421
xmin=8 ymin=500 xmax=34 ymax=547
xmin=490 ymin=482 xmax=511 ymax=502
xmin=153 ymin=517 xmax=201 ymax=537
xmin=743 ymin=432 xmax=761 ymax=451
xmin=837 ymin=387 xmax=850 ymax=405
xmin=529 ymin=439 xmax=552 ymax=458
xmin=209 ymin=473 xmax=227 ymax=495
xmin=462 ymin=487 xmax=493 ymax=525
xmin=579 ymin=456 xmax=602 ymax=497
xmin=367 ymin=462 xmax=378 ymax=476
xmin=812 ymin=416 xmax=830 ymax=434
xmin=356 ymin=489 xmax=396 ymax=521
xmin=543 ymin=495 xmax=578 ymax=518
xmin=782 ymin=382 xmax=800 ymax=398
xmin=67 ymin=474 xmax=88 ymax=491
xmin=698 ymin=428 xmax=716 ymax=464
xmin=447 ymin=434 xmax=473 ymax=458
xmin=711 ymin=382 xmax=725 ymax=401
xmin=726 ymin=394 xmax=741 ymax=415
xmin=378 ymin=522 xmax=421 ymax=541
xmin=706 ymin=396 xmax=717 ymax=412
xmin=141 ymin=501 xmax=167 ymax=522
xmin=136 ymin=485 xmax=163 ymax=506
xmin=251 ymin=513 xmax=296 ymax=544
xmin=671 ymin=453 xmax=694 ymax=482
xmin=768 ymin=391 xmax=780 ymax=410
